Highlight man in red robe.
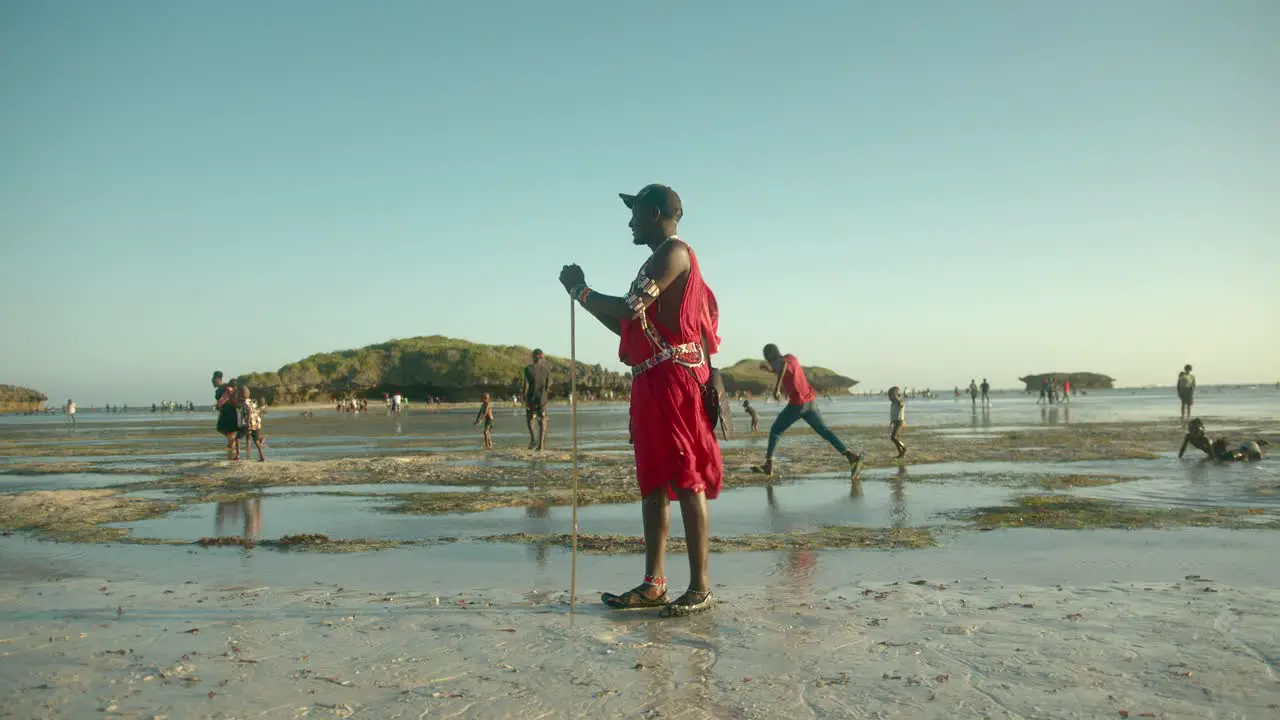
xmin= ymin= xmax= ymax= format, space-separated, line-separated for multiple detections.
xmin=559 ymin=184 xmax=721 ymax=617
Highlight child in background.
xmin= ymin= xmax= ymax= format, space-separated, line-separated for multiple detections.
xmin=742 ymin=399 xmax=760 ymax=433
xmin=1179 ymin=418 xmax=1213 ymax=459
xmin=236 ymin=387 xmax=267 ymax=462
xmin=889 ymin=386 xmax=907 ymax=458
xmin=474 ymin=392 xmax=494 ymax=449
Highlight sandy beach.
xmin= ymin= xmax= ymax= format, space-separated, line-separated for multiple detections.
xmin=2 ymin=389 xmax=1278 ymax=717
xmin=2 ymin=562 xmax=1278 ymax=719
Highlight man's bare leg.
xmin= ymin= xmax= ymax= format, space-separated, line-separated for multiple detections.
xmin=254 ymin=436 xmax=266 ymax=462
xmin=661 ymin=487 xmax=713 ymax=615
xmin=603 ymin=489 xmax=670 ymax=607
xmin=526 ymin=411 xmax=537 ymax=449
xmin=674 ymin=488 xmax=710 ymax=592
xmin=538 ymin=413 xmax=548 ymax=451
xmin=640 ymin=490 xmax=670 ymax=595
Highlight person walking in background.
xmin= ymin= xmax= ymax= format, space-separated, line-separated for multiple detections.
xmin=889 ymin=386 xmax=907 ymax=458
xmin=752 ymin=344 xmax=863 ymax=479
xmin=1062 ymin=376 xmax=1072 ymax=403
xmin=214 ymin=373 xmax=239 ymax=460
xmin=1177 ymin=364 xmax=1196 ymax=421
xmin=65 ymin=398 xmax=76 ymax=426
xmin=474 ymin=392 xmax=495 ymax=449
xmin=522 ymin=349 xmax=552 ymax=451
xmin=980 ymin=379 xmax=991 ymax=407
xmin=236 ymin=387 xmax=266 ymax=462
xmin=968 ymin=379 xmax=979 ymax=408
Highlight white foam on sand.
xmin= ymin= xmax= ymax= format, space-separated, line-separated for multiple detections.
xmin=1 ymin=575 xmax=1277 ymax=719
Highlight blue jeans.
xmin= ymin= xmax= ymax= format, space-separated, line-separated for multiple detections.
xmin=766 ymin=402 xmax=850 ymax=458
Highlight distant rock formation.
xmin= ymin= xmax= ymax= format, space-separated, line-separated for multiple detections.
xmin=1018 ymin=373 xmax=1115 ymax=391
xmin=720 ymin=359 xmax=857 ymax=396
xmin=0 ymin=385 xmax=48 ymax=413
xmin=237 ymin=336 xmax=632 ymax=405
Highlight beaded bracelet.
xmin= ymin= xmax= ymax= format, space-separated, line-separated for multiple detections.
xmin=643 ymin=575 xmax=666 ymax=586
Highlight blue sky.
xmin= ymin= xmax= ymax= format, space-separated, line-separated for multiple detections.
xmin=1 ymin=1 xmax=1276 ymax=405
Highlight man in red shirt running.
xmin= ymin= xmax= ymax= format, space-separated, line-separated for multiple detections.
xmin=753 ymin=344 xmax=863 ymax=479
xmin=559 ymin=184 xmax=721 ymax=617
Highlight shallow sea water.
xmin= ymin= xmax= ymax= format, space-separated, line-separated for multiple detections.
xmin=1 ymin=386 xmax=1276 ymax=595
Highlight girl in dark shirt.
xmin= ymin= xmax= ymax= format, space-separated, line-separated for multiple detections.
xmin=213 ymin=371 xmax=239 ymax=459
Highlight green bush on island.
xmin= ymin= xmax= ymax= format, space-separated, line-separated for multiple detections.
xmin=719 ymin=359 xmax=857 ymax=395
xmin=0 ymin=385 xmax=48 ymax=413
xmin=237 ymin=336 xmax=860 ymax=405
xmin=1018 ymin=373 xmax=1115 ymax=391
xmin=238 ymin=336 xmax=633 ymax=405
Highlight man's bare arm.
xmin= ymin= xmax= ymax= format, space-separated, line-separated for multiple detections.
xmin=576 ymin=241 xmax=690 ymax=329
xmin=582 ymin=305 xmax=623 ymax=336
xmin=1179 ymin=436 xmax=1189 ymax=459
xmin=772 ymin=366 xmax=786 ymax=400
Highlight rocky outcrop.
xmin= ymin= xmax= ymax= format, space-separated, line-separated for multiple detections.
xmin=719 ymin=359 xmax=857 ymax=396
xmin=1019 ymin=373 xmax=1115 ymax=391
xmin=0 ymin=385 xmax=48 ymax=413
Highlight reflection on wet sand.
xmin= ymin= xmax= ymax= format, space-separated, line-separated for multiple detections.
xmin=525 ymin=503 xmax=552 ymax=568
xmin=891 ymin=464 xmax=908 ymax=528
xmin=763 ymin=478 xmax=867 ymax=606
xmin=214 ymin=498 xmax=262 ymax=541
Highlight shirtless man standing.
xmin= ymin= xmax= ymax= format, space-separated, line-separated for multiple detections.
xmin=1177 ymin=365 xmax=1196 ymax=421
xmin=522 ymin=350 xmax=552 ymax=450
xmin=559 ymin=183 xmax=721 ymax=617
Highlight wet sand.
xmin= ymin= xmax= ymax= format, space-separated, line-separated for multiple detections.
xmin=2 ymin=392 xmax=1278 ymax=716
xmin=2 ymin=540 xmax=1278 ymax=719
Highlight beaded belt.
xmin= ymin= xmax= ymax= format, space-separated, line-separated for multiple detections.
xmin=631 ymin=342 xmax=701 ymax=377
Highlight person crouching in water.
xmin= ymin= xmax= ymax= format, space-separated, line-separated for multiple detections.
xmin=236 ymin=387 xmax=267 ymax=462
xmin=1179 ymin=418 xmax=1213 ymax=459
xmin=889 ymin=386 xmax=907 ymax=458
xmin=474 ymin=392 xmax=495 ymax=449
xmin=1211 ymin=438 xmax=1268 ymax=462
xmin=1180 ymin=418 xmax=1268 ymax=461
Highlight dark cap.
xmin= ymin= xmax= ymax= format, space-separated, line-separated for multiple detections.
xmin=620 ymin=184 xmax=683 ymax=220
xmin=532 ymin=348 xmax=544 ymax=358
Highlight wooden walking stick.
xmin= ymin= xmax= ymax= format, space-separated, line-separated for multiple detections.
xmin=569 ymin=297 xmax=580 ymax=618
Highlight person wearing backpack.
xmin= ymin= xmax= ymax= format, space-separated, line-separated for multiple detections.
xmin=1177 ymin=364 xmax=1196 ymax=421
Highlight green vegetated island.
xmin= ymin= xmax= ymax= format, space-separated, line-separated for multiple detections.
xmin=237 ymin=336 xmax=858 ymax=405
xmin=1018 ymin=373 xmax=1115 ymax=392
xmin=0 ymin=385 xmax=48 ymax=413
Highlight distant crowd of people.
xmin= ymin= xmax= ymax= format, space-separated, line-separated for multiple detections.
xmin=59 ymin=400 xmax=195 ymax=420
